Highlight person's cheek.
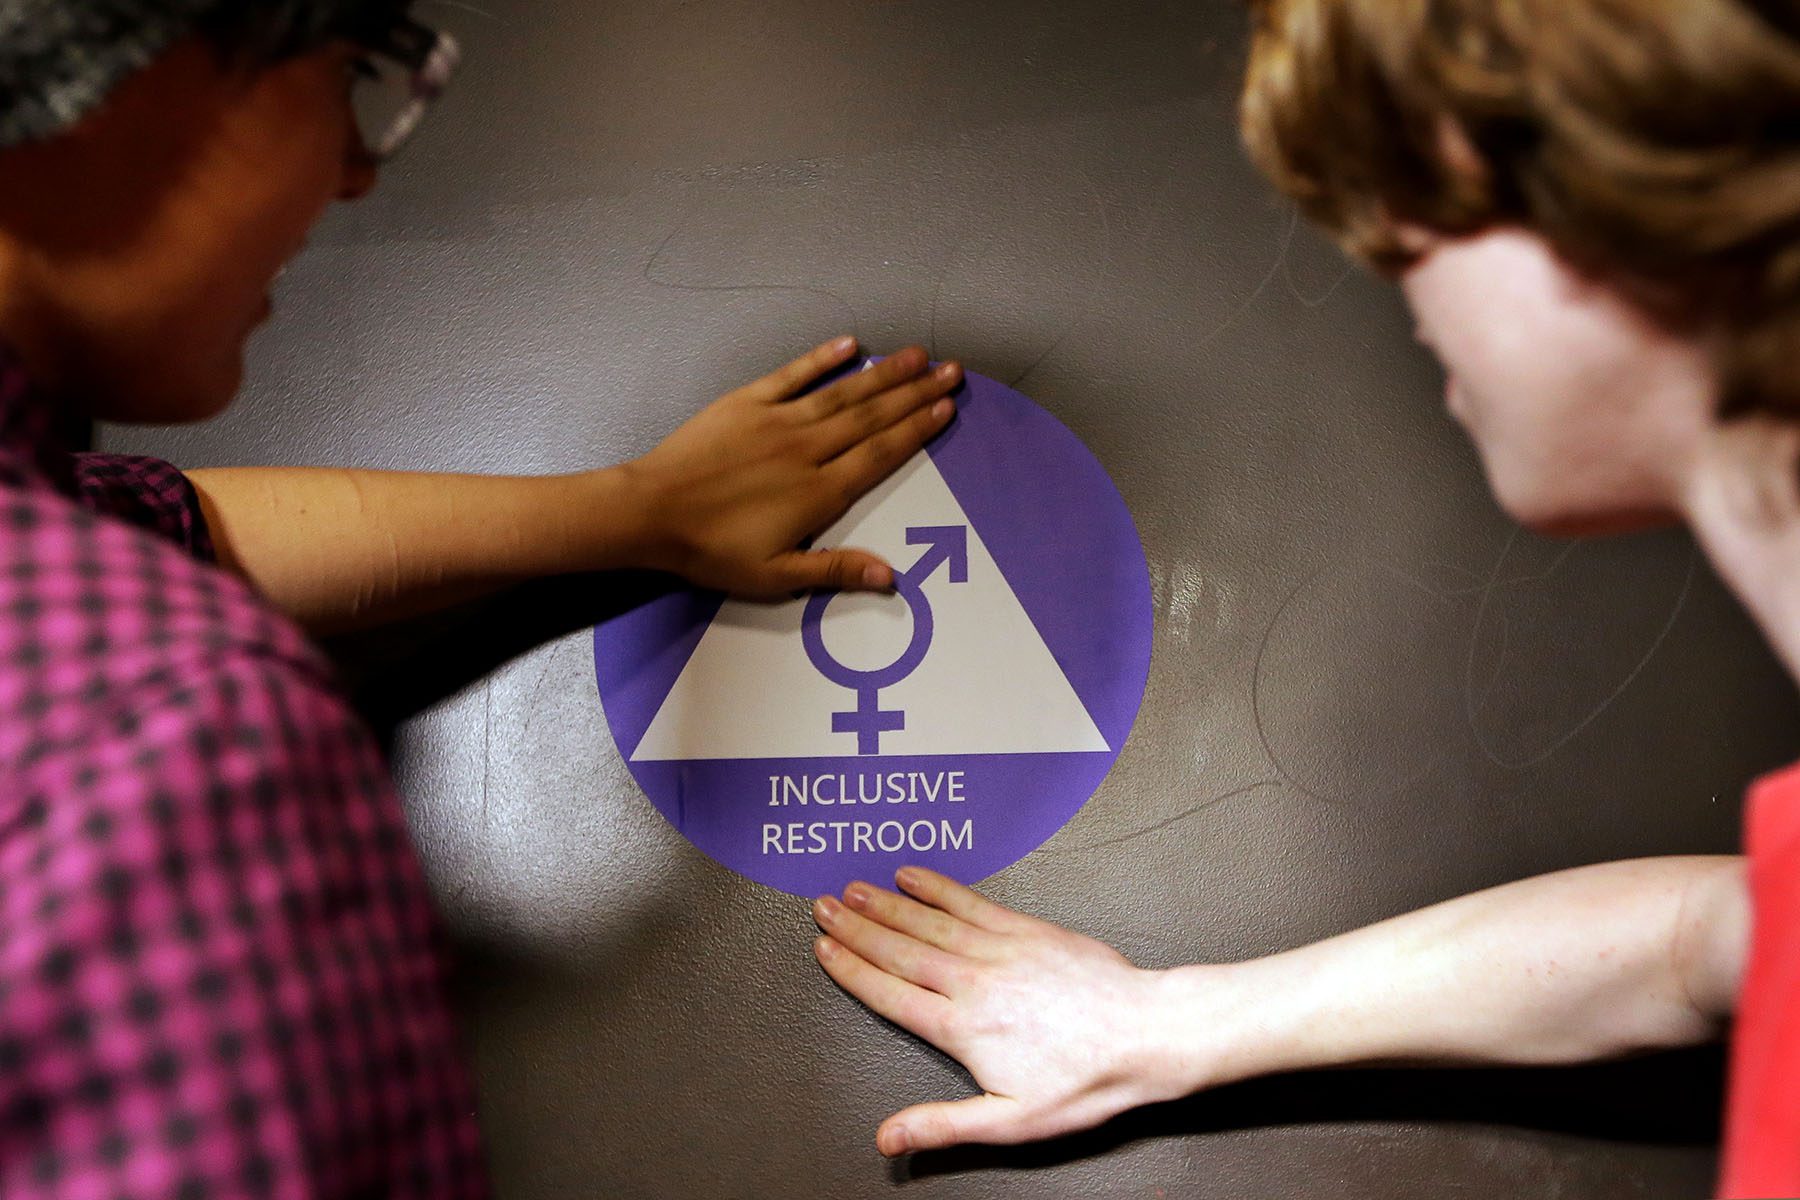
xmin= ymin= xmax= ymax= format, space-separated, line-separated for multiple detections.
xmin=1400 ymin=265 xmax=1465 ymax=374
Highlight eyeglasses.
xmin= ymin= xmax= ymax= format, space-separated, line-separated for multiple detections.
xmin=349 ymin=21 xmax=460 ymax=162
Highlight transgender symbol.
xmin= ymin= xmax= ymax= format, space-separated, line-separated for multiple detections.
xmin=801 ymin=525 xmax=969 ymax=755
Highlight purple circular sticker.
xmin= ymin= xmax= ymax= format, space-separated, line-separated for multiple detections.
xmin=593 ymin=365 xmax=1152 ymax=897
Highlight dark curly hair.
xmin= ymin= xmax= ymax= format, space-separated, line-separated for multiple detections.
xmin=0 ymin=0 xmax=415 ymax=148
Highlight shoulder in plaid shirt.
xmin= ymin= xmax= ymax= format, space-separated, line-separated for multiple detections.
xmin=0 ymin=347 xmax=490 ymax=1197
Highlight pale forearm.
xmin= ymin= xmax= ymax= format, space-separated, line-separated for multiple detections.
xmin=810 ymin=860 xmax=1750 ymax=1155
xmin=188 ymin=465 xmax=645 ymax=634
xmin=1161 ymin=855 xmax=1749 ymax=1094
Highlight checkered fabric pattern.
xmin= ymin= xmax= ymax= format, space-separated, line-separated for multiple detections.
xmin=0 ymin=347 xmax=490 ymax=1197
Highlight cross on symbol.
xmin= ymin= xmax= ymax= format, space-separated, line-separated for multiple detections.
xmin=801 ymin=525 xmax=969 ymax=755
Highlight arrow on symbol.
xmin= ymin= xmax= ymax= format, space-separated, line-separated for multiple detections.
xmin=901 ymin=525 xmax=969 ymax=587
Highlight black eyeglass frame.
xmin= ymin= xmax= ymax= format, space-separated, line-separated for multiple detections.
xmin=346 ymin=17 xmax=460 ymax=161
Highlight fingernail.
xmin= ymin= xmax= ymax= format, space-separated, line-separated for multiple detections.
xmin=845 ymin=882 xmax=871 ymax=908
xmin=936 ymin=362 xmax=960 ymax=380
xmin=814 ymin=895 xmax=840 ymax=921
xmin=931 ymin=399 xmax=955 ymax=421
xmin=896 ymin=867 xmax=923 ymax=889
xmin=887 ymin=1127 xmax=911 ymax=1155
xmin=815 ymin=936 xmax=837 ymax=959
xmin=832 ymin=335 xmax=856 ymax=354
xmin=862 ymin=564 xmax=888 ymax=588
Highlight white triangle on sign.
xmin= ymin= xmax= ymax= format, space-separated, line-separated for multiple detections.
xmin=630 ymin=450 xmax=1109 ymax=761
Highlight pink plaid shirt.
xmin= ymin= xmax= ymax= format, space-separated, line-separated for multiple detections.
xmin=0 ymin=348 xmax=490 ymax=1198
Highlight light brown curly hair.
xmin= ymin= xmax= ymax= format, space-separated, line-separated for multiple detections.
xmin=1239 ymin=0 xmax=1800 ymax=414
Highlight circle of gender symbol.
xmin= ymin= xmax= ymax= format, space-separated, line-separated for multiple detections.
xmin=801 ymin=524 xmax=968 ymax=756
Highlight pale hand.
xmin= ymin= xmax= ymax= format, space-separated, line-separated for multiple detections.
xmin=618 ymin=338 xmax=962 ymax=599
xmin=813 ymin=867 xmax=1206 ymax=1156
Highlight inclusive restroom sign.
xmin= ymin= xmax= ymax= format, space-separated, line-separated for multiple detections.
xmin=593 ymin=366 xmax=1152 ymax=897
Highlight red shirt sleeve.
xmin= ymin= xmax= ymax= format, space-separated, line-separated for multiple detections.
xmin=1719 ymin=761 xmax=1800 ymax=1198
